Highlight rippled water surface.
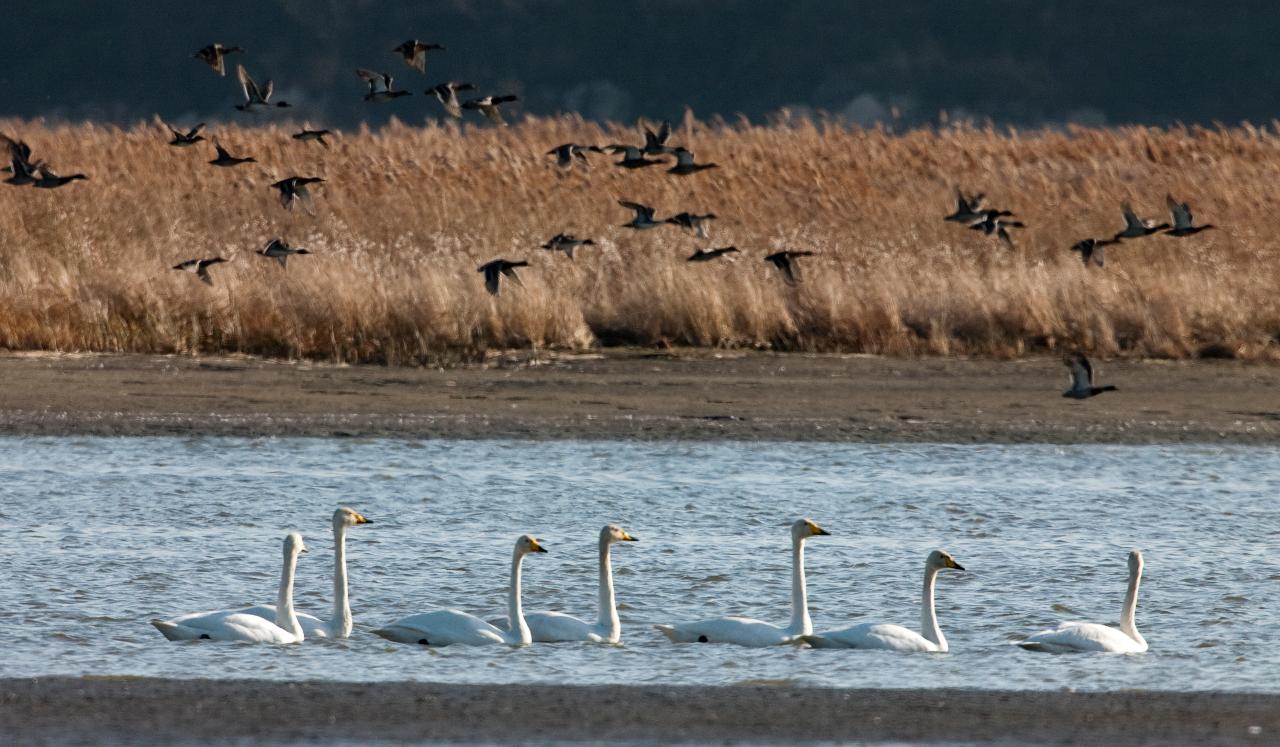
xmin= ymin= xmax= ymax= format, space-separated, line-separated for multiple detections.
xmin=1 ymin=437 xmax=1276 ymax=691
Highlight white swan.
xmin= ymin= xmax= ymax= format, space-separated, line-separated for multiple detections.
xmin=241 ymin=507 xmax=371 ymax=638
xmin=498 ymin=524 xmax=638 ymax=643
xmin=1019 ymin=549 xmax=1148 ymax=654
xmin=654 ymin=518 xmax=829 ymax=647
xmin=804 ymin=550 xmax=965 ymax=652
xmin=151 ymin=532 xmax=308 ymax=643
xmin=373 ymin=534 xmax=547 ymax=646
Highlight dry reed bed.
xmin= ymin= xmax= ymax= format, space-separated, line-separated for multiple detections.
xmin=0 ymin=115 xmax=1277 ymax=364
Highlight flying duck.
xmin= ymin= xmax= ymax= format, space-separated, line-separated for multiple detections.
xmin=1 ymin=134 xmax=41 ymax=186
xmin=1070 ymin=238 xmax=1119 ymax=268
xmin=1164 ymin=195 xmax=1215 ymax=237
xmin=604 ymin=144 xmax=663 ymax=169
xmin=32 ymin=166 xmax=87 ymax=189
xmin=618 ymin=200 xmax=663 ymax=230
xmin=356 ymin=69 xmax=411 ymax=102
xmin=173 ymin=256 xmax=229 ymax=285
xmin=256 ymin=238 xmax=311 ymax=267
xmin=393 ymin=40 xmax=444 ymax=73
xmin=234 ymin=65 xmax=291 ymax=111
xmin=764 ymin=250 xmax=815 ymax=285
xmin=428 ymin=82 xmax=476 ymax=118
xmin=540 ymin=233 xmax=595 ymax=260
xmin=667 ymin=148 xmax=718 ymax=175
xmin=943 ymin=190 xmax=986 ymax=223
xmin=1113 ymin=204 xmax=1169 ymax=239
xmin=478 ymin=259 xmax=528 ymax=295
xmin=1063 ymin=352 xmax=1117 ymax=399
xmin=291 ymin=128 xmax=332 ymax=148
xmin=193 ymin=44 xmax=243 ymax=76
xmin=208 ymin=143 xmax=255 ymax=167
xmin=547 ymin=143 xmax=602 ymax=168
xmin=462 ymin=95 xmax=519 ymax=126
xmin=643 ymin=120 xmax=676 ymax=155
xmin=271 ymin=176 xmax=324 ymax=211
xmin=666 ymin=211 xmax=718 ymax=238
xmin=687 ymin=246 xmax=739 ymax=262
xmin=969 ymin=211 xmax=1025 ymax=246
xmin=167 ymin=123 xmax=206 ymax=147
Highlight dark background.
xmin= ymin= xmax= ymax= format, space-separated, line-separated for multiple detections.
xmin=2 ymin=1 xmax=1276 ymax=128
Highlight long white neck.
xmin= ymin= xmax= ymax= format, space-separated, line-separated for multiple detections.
xmin=277 ymin=547 xmax=303 ymax=641
xmin=787 ymin=535 xmax=811 ymax=635
xmin=920 ymin=565 xmax=946 ymax=652
xmin=508 ymin=548 xmax=531 ymax=644
xmin=596 ymin=537 xmax=620 ymax=641
xmin=1120 ymin=561 xmax=1144 ymax=645
xmin=331 ymin=523 xmax=352 ymax=638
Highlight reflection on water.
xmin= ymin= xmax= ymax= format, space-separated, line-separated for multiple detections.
xmin=0 ymin=437 xmax=1276 ymax=691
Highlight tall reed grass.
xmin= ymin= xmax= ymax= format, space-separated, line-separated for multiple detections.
xmin=0 ymin=115 xmax=1276 ymax=364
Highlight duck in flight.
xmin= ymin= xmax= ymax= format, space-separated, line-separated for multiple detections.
xmin=193 ymin=44 xmax=243 ymax=76
xmin=1 ymin=134 xmax=41 ymax=186
xmin=292 ymin=128 xmax=332 ymax=148
xmin=271 ymin=176 xmax=325 ymax=211
xmin=208 ymin=143 xmax=255 ymax=167
xmin=764 ymin=250 xmax=815 ymax=285
xmin=618 ymin=200 xmax=664 ymax=230
xmin=1164 ymin=195 xmax=1214 ymax=237
xmin=462 ymin=95 xmax=519 ymax=126
xmin=667 ymin=211 xmax=718 ymax=238
xmin=643 ymin=120 xmax=676 ymax=156
xmin=32 ymin=166 xmax=87 ymax=189
xmin=541 ymin=233 xmax=595 ymax=260
xmin=667 ymin=148 xmax=718 ymax=175
xmin=393 ymin=40 xmax=444 ymax=73
xmin=1070 ymin=238 xmax=1119 ymax=268
xmin=1112 ymin=204 xmax=1169 ymax=239
xmin=428 ymin=82 xmax=475 ymax=118
xmin=356 ymin=69 xmax=411 ymax=102
xmin=547 ymin=143 xmax=603 ymax=168
xmin=969 ymin=210 xmax=1025 ymax=246
xmin=687 ymin=246 xmax=739 ymax=263
xmin=256 ymin=238 xmax=311 ymax=268
xmin=1062 ymin=352 xmax=1116 ymax=399
xmin=478 ymin=259 xmax=528 ymax=295
xmin=167 ymin=123 xmax=206 ymax=147
xmin=943 ymin=190 xmax=986 ymax=223
xmin=173 ymin=256 xmax=229 ymax=286
xmin=235 ymin=65 xmax=291 ymax=111
xmin=604 ymin=144 xmax=663 ymax=169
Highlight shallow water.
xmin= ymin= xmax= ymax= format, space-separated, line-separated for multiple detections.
xmin=0 ymin=437 xmax=1276 ymax=691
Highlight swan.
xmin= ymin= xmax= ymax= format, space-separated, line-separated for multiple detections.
xmin=804 ymin=550 xmax=965 ymax=652
xmin=654 ymin=519 xmax=829 ymax=647
xmin=496 ymin=524 xmax=638 ymax=643
xmin=241 ymin=507 xmax=371 ymax=638
xmin=151 ymin=533 xmax=307 ymax=643
xmin=1019 ymin=550 xmax=1148 ymax=654
xmin=373 ymin=534 xmax=547 ymax=646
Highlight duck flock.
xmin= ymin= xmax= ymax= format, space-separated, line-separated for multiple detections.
xmin=153 ymin=509 xmax=1149 ymax=655
xmin=0 ymin=39 xmax=1221 ymax=396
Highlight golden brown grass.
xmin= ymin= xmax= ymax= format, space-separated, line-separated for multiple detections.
xmin=0 ymin=114 xmax=1277 ymax=364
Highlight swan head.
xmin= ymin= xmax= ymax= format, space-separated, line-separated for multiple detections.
xmin=601 ymin=524 xmax=638 ymax=544
xmin=283 ymin=532 xmax=308 ymax=557
xmin=792 ymin=518 xmax=830 ymax=540
xmin=926 ymin=549 xmax=963 ymax=572
xmin=333 ymin=506 xmax=371 ymax=530
xmin=516 ymin=534 xmax=548 ymax=556
xmin=1128 ymin=549 xmax=1144 ymax=574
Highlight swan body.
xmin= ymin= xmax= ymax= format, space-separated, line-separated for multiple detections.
xmin=805 ymin=550 xmax=964 ymax=653
xmin=152 ymin=533 xmax=307 ymax=643
xmin=1019 ymin=550 xmax=1147 ymax=654
xmin=655 ymin=519 xmax=829 ymax=647
xmin=375 ymin=535 xmax=546 ymax=646
xmin=242 ymin=507 xmax=371 ymax=638
xmin=499 ymin=524 xmax=638 ymax=643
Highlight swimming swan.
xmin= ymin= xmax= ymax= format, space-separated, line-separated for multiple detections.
xmin=374 ymin=535 xmax=547 ymax=646
xmin=151 ymin=533 xmax=308 ymax=643
xmin=1019 ymin=550 xmax=1148 ymax=654
xmin=241 ymin=507 xmax=371 ymax=638
xmin=654 ymin=519 xmax=829 ymax=646
xmin=804 ymin=550 xmax=965 ymax=652
xmin=500 ymin=524 xmax=638 ymax=643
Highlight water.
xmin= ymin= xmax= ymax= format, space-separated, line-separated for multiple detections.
xmin=0 ymin=437 xmax=1276 ymax=692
